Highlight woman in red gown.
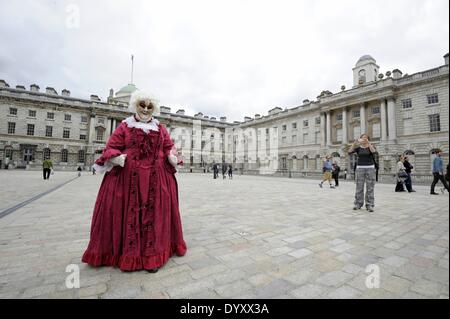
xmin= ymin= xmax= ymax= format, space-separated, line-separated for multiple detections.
xmin=82 ymin=90 xmax=187 ymax=272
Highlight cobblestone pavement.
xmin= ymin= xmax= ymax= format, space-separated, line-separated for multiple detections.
xmin=0 ymin=170 xmax=448 ymax=299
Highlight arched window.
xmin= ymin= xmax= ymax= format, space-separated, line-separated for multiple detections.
xmin=303 ymin=155 xmax=309 ymax=170
xmin=358 ymin=69 xmax=366 ymax=84
xmin=43 ymin=148 xmax=51 ymax=160
xmin=61 ymin=149 xmax=68 ymax=163
xmin=78 ymin=150 xmax=85 ymax=163
xmin=331 ymin=152 xmax=340 ymax=165
xmin=315 ymin=155 xmax=321 ymax=170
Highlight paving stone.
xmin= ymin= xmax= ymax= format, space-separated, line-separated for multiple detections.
xmin=290 ymin=284 xmax=328 ymax=298
xmin=410 ymin=279 xmax=442 ymax=297
xmin=316 ymin=271 xmax=354 ymax=287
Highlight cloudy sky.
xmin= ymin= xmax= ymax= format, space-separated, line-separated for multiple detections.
xmin=0 ymin=0 xmax=448 ymax=122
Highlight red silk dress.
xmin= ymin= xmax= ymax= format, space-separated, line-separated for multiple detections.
xmin=82 ymin=119 xmax=187 ymax=271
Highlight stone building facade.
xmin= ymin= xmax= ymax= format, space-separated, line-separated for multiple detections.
xmin=0 ymin=53 xmax=448 ymax=182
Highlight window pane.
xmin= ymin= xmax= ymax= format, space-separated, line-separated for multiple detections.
xmin=8 ymin=122 xmax=16 ymax=134
xmin=27 ymin=124 xmax=35 ymax=136
xmin=372 ymin=123 xmax=381 ymax=138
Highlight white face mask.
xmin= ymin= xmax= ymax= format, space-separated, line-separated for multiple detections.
xmin=136 ymin=100 xmax=154 ymax=122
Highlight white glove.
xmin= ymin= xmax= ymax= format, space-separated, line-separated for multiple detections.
xmin=109 ymin=154 xmax=127 ymax=167
xmin=168 ymin=155 xmax=177 ymax=167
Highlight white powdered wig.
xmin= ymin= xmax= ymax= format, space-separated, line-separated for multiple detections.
xmin=129 ymin=90 xmax=160 ymax=115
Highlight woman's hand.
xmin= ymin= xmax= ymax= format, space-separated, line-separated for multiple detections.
xmin=168 ymin=154 xmax=177 ymax=167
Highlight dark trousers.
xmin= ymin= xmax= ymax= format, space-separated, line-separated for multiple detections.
xmin=332 ymin=174 xmax=339 ymax=186
xmin=405 ymin=173 xmax=413 ymax=192
xmin=395 ymin=181 xmax=405 ymax=192
xmin=431 ymin=173 xmax=449 ymax=193
xmin=43 ymin=168 xmax=51 ymax=180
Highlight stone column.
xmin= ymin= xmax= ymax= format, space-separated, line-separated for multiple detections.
xmin=360 ymin=103 xmax=366 ymax=134
xmin=88 ymin=115 xmax=96 ymax=144
xmin=326 ymin=111 xmax=332 ymax=146
xmin=342 ymin=107 xmax=348 ymax=144
xmin=380 ymin=99 xmax=387 ymax=141
xmin=320 ymin=112 xmax=326 ymax=147
xmin=387 ymin=97 xmax=397 ymax=140
xmin=106 ymin=118 xmax=112 ymax=140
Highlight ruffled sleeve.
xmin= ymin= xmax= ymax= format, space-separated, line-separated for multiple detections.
xmin=93 ymin=123 xmax=126 ymax=172
xmin=161 ymin=125 xmax=175 ymax=157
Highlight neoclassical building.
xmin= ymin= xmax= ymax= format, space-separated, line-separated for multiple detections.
xmin=0 ymin=53 xmax=448 ymax=182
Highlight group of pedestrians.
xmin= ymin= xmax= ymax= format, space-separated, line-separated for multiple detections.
xmin=395 ymin=155 xmax=415 ymax=192
xmin=318 ymin=156 xmax=341 ymax=188
xmin=212 ymin=163 xmax=233 ymax=179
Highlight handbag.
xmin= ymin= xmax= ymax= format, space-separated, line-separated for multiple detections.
xmin=398 ymin=171 xmax=408 ymax=178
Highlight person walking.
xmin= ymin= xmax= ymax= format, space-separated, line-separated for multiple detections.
xmin=319 ymin=155 xmax=335 ymax=189
xmin=212 ymin=163 xmax=218 ymax=179
xmin=443 ymin=163 xmax=450 ymax=194
xmin=348 ymin=134 xmax=377 ymax=212
xmin=430 ymin=150 xmax=449 ymax=195
xmin=228 ymin=164 xmax=233 ymax=179
xmin=77 ymin=166 xmax=82 ymax=177
xmin=332 ymin=162 xmax=341 ymax=187
xmin=403 ymin=156 xmax=415 ymax=192
xmin=43 ymin=158 xmax=53 ymax=180
xmin=395 ymin=156 xmax=407 ymax=192
xmin=222 ymin=163 xmax=227 ymax=179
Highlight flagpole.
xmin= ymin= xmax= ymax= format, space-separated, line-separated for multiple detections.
xmin=131 ymin=54 xmax=134 ymax=84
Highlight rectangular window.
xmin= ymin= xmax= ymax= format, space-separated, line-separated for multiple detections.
xmin=372 ymin=106 xmax=380 ymax=114
xmin=402 ymin=99 xmax=412 ymax=109
xmin=9 ymin=108 xmax=17 ymax=115
xmin=61 ymin=150 xmax=68 ymax=163
xmin=98 ymin=118 xmax=105 ymax=124
xmin=64 ymin=114 xmax=72 ymax=121
xmin=81 ymin=116 xmax=88 ymax=123
xmin=353 ymin=110 xmax=360 ymax=118
xmin=28 ymin=110 xmax=36 ymax=117
xmin=292 ymin=135 xmax=297 ymax=143
xmin=79 ymin=134 xmax=86 ymax=140
xmin=303 ymin=120 xmax=309 ymax=127
xmin=303 ymin=133 xmax=308 ymax=144
xmin=353 ymin=126 xmax=361 ymax=140
xmin=45 ymin=126 xmax=53 ymax=137
xmin=63 ymin=129 xmax=70 ymax=139
xmin=315 ymin=132 xmax=320 ymax=144
xmin=429 ymin=114 xmax=440 ymax=132
xmin=372 ymin=123 xmax=381 ymax=138
xmin=336 ymin=128 xmax=342 ymax=142
xmin=336 ymin=113 xmax=343 ymax=121
xmin=282 ymin=136 xmax=287 ymax=144
xmin=7 ymin=122 xmax=16 ymax=134
xmin=47 ymin=112 xmax=55 ymax=120
xmin=427 ymin=94 xmax=439 ymax=105
xmin=78 ymin=150 xmax=85 ymax=163
xmin=292 ymin=123 xmax=297 ymax=129
xmin=315 ymin=117 xmax=321 ymax=125
xmin=27 ymin=124 xmax=35 ymax=136
xmin=96 ymin=129 xmax=104 ymax=141
xmin=282 ymin=125 xmax=287 ymax=131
